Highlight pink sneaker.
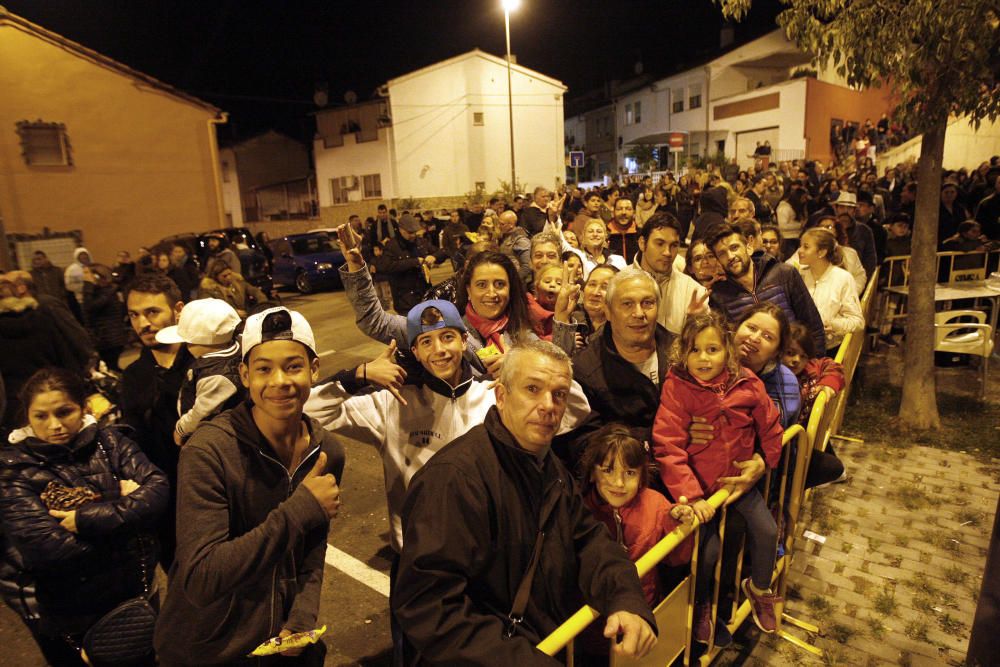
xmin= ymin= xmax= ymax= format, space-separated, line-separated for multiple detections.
xmin=742 ymin=578 xmax=781 ymax=633
xmin=693 ymin=602 xmax=713 ymax=644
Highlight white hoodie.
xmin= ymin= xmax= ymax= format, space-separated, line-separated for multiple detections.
xmin=305 ymin=375 xmax=591 ymax=551
xmin=64 ymin=247 xmax=91 ymax=304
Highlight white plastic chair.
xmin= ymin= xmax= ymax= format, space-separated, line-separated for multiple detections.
xmin=934 ymin=310 xmax=994 ymax=398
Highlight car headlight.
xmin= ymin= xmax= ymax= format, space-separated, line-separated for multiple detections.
xmin=316 ymin=262 xmax=333 ymax=270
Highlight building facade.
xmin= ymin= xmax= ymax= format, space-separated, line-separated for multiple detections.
xmin=313 ymin=50 xmax=566 ymax=224
xmin=0 ymin=9 xmax=225 ymax=267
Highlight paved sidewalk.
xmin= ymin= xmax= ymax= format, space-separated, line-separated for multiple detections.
xmin=718 ymin=439 xmax=999 ymax=666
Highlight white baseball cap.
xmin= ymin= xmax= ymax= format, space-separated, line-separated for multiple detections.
xmin=241 ymin=306 xmax=316 ymax=359
xmin=155 ymin=298 xmax=240 ymax=346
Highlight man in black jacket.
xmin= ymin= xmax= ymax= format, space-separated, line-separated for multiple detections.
xmin=121 ymin=274 xmax=192 ymax=568
xmin=394 ymin=341 xmax=656 ymax=665
xmin=708 ymin=222 xmax=826 ymax=353
xmin=375 ymin=213 xmax=448 ymax=314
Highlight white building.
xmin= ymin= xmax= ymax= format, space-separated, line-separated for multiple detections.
xmin=314 ymin=50 xmax=566 ymax=222
xmin=582 ymin=29 xmax=895 ymax=177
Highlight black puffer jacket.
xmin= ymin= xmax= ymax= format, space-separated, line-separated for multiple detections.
xmin=0 ymin=422 xmax=168 ymax=635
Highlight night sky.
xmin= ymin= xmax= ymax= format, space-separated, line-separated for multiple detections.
xmin=7 ymin=0 xmax=782 ymax=143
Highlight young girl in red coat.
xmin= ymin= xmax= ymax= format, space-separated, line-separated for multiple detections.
xmin=579 ymin=424 xmax=693 ymax=607
xmin=652 ymin=312 xmax=784 ymax=645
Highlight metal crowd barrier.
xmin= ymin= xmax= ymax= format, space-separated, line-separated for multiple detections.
xmin=537 ymin=270 xmax=882 ymax=665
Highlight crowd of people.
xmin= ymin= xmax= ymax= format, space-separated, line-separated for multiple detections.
xmin=0 ymin=146 xmax=998 ymax=666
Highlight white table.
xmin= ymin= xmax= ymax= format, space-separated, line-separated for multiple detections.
xmin=887 ymin=281 xmax=1000 ymax=336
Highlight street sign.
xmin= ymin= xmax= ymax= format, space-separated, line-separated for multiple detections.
xmin=569 ymin=151 xmax=585 ymax=168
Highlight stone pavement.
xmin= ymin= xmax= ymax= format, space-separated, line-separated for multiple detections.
xmin=716 ymin=434 xmax=999 ymax=666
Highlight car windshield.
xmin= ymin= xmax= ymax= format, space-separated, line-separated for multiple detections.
xmin=291 ymin=235 xmax=336 ymax=254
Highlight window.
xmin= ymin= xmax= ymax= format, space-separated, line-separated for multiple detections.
xmin=330 ymin=178 xmax=348 ymax=205
xmin=473 ymin=112 xmax=484 ymax=126
xmin=16 ymin=120 xmax=72 ymax=166
xmin=689 ymin=84 xmax=702 ymax=110
xmin=362 ymin=173 xmax=382 ymax=199
xmin=222 ymin=160 xmax=230 ymax=183
xmin=625 ymin=104 xmax=634 ymax=126
xmin=672 ymin=89 xmax=684 ymax=113
xmin=475 ymin=181 xmax=486 ymax=192
xmin=634 ymin=101 xmax=642 ymax=124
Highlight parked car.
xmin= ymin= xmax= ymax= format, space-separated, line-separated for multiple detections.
xmin=269 ymin=232 xmax=346 ymax=294
xmin=160 ymin=228 xmax=273 ymax=294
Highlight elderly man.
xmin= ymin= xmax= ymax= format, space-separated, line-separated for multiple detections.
xmin=393 ymin=340 xmax=656 ymax=665
xmin=571 ymin=268 xmax=676 ymax=452
xmin=728 ymin=197 xmax=756 ymax=224
xmin=832 ymin=191 xmax=878 ymax=277
xmin=498 ymin=209 xmax=532 ymax=284
xmin=521 ymin=186 xmax=553 ymax=235
xmin=632 ymin=213 xmax=708 ymax=335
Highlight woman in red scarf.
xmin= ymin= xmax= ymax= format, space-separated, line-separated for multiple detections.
xmin=456 ymin=251 xmax=535 ymax=377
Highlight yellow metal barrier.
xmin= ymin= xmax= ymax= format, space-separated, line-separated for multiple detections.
xmin=538 ymin=268 xmax=882 ymax=665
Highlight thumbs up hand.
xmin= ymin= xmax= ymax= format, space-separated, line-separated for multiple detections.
xmin=301 ymin=452 xmax=341 ymax=519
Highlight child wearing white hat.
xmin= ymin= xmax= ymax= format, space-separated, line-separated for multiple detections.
xmin=155 ymin=298 xmax=245 ymax=445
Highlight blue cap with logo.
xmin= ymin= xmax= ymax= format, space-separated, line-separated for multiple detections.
xmin=406 ymin=300 xmax=466 ymax=345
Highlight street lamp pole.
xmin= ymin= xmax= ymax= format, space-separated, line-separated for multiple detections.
xmin=503 ymin=0 xmax=519 ymax=194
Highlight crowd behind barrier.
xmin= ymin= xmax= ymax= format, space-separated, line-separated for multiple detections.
xmin=5 ymin=144 xmax=1000 ymax=665
xmin=537 ymin=269 xmax=880 ymax=665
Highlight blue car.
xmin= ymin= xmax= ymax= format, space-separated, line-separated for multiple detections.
xmin=269 ymin=232 xmax=346 ymax=294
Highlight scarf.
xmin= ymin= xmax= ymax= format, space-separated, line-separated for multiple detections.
xmin=464 ymin=303 xmax=509 ymax=352
xmin=524 ymin=292 xmax=554 ymax=341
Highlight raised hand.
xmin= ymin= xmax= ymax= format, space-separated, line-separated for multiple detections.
xmin=361 ymin=340 xmax=408 ymax=405
xmin=301 ymin=452 xmax=341 ymax=519
xmin=554 ymin=265 xmax=581 ymax=322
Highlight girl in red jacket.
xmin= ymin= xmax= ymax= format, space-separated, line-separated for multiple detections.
xmin=579 ymin=424 xmax=693 ymax=607
xmin=652 ymin=312 xmax=784 ymax=644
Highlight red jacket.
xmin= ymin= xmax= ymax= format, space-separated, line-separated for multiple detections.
xmin=652 ymin=367 xmax=783 ymax=502
xmin=797 ymin=357 xmax=845 ymax=425
xmin=584 ymin=488 xmax=692 ymax=605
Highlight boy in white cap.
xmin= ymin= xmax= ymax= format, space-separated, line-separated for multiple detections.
xmin=155 ymin=297 xmax=245 ymax=445
xmin=155 ymin=306 xmax=344 ymax=665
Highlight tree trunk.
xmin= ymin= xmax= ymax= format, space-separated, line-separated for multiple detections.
xmin=898 ymin=119 xmax=946 ymax=430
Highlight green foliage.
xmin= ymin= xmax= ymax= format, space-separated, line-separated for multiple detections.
xmin=493 ymin=179 xmax=524 ymax=202
xmin=625 ymin=144 xmax=657 ymax=171
xmin=712 ymin=1 xmax=1000 ymax=134
xmin=397 ymin=196 xmax=421 ymax=211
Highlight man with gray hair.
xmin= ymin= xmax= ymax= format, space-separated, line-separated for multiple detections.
xmin=570 ymin=267 xmax=676 ymax=454
xmin=521 ymin=186 xmax=552 ymax=235
xmin=394 ymin=340 xmax=657 ymax=664
xmin=528 ymin=230 xmax=562 ymax=288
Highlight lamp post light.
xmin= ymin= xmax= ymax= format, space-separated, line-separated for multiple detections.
xmin=502 ymin=0 xmax=520 ymax=196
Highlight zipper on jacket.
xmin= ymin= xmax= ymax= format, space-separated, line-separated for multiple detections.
xmin=613 ymin=509 xmax=626 ymax=550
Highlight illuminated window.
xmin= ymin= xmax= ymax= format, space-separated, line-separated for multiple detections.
xmin=625 ymin=104 xmax=634 ymax=126
xmin=16 ymin=120 xmax=72 ymax=166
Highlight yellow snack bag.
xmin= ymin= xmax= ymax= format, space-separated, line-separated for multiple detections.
xmin=249 ymin=625 xmax=326 ymax=656
xmin=476 ymin=343 xmax=501 ymax=360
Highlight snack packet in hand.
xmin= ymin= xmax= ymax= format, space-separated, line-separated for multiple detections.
xmin=476 ymin=343 xmax=501 ymax=361
xmin=249 ymin=625 xmax=326 ymax=656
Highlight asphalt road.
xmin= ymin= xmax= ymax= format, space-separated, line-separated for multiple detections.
xmin=1 ymin=272 xmax=457 ymax=666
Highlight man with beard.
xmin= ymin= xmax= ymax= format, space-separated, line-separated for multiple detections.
xmin=607 ymin=197 xmax=640 ymax=263
xmin=707 ymin=222 xmax=826 ymax=354
xmin=29 ymin=250 xmax=65 ymax=302
xmin=121 ymin=274 xmax=193 ymax=568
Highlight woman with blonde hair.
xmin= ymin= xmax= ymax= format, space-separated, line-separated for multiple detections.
xmin=795 ymin=228 xmax=864 ymax=356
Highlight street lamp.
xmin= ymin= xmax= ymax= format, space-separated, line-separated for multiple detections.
xmin=503 ymin=0 xmax=520 ymax=195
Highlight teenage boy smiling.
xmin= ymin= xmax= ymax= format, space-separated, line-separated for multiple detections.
xmin=155 ymin=307 xmax=345 ymax=666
